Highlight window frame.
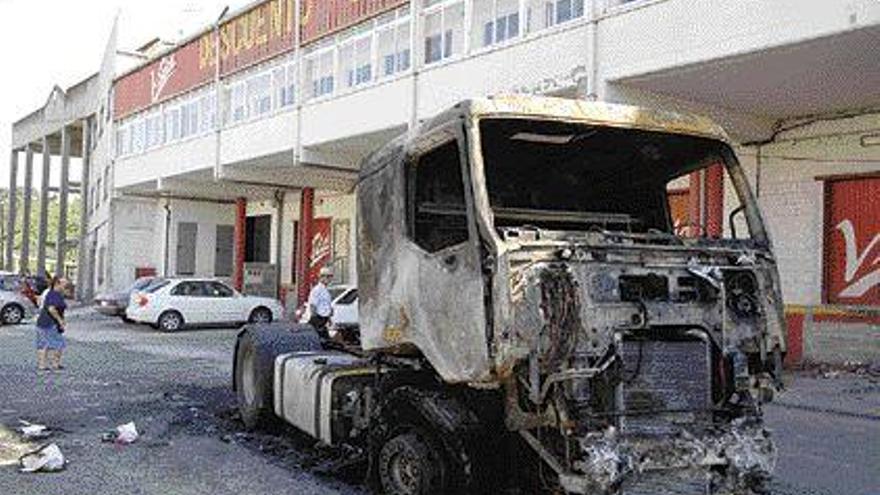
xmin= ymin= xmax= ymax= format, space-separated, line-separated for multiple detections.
xmin=404 ymin=123 xmax=478 ymax=254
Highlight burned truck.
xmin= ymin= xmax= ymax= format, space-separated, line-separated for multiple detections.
xmin=233 ymin=96 xmax=786 ymax=494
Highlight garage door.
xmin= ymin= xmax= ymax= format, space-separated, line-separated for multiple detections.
xmin=823 ymin=175 xmax=880 ymax=305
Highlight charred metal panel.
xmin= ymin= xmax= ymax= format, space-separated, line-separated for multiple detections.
xmin=357 ymin=129 xmax=491 ymax=383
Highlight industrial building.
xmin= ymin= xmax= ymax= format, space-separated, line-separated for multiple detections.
xmin=6 ymin=0 xmax=879 ymax=361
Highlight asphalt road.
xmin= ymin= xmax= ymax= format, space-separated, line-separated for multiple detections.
xmin=0 ymin=309 xmax=877 ymax=495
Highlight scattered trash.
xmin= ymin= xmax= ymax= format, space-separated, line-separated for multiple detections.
xmin=101 ymin=422 xmax=139 ymax=445
xmin=18 ymin=421 xmax=51 ymax=440
xmin=19 ymin=444 xmax=65 ymax=473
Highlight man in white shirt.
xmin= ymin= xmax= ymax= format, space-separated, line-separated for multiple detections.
xmin=307 ymin=267 xmax=334 ymax=338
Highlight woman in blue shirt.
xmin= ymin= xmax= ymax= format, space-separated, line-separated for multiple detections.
xmin=36 ymin=276 xmax=68 ymax=371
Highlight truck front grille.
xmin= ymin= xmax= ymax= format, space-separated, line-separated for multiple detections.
xmin=619 ymin=337 xmax=712 ymax=434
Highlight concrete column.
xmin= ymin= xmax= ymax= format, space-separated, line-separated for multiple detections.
xmin=55 ymin=126 xmax=70 ymax=277
xmin=36 ymin=136 xmax=51 ymax=278
xmin=233 ymin=197 xmax=247 ymax=292
xmin=76 ymin=119 xmax=92 ymax=300
xmin=20 ymin=145 xmax=34 ymax=273
xmin=5 ymin=149 xmax=19 ymax=271
xmin=296 ymin=188 xmax=315 ymax=306
xmin=274 ymin=191 xmax=284 ymax=300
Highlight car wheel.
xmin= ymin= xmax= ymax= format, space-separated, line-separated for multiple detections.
xmin=248 ymin=307 xmax=273 ymax=324
xmin=379 ymin=430 xmax=447 ymax=495
xmin=121 ymin=315 xmax=134 ymax=324
xmin=157 ymin=311 xmax=184 ymax=332
xmin=1 ymin=304 xmax=25 ymax=325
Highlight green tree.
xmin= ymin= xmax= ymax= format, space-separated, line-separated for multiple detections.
xmin=0 ymin=188 xmax=82 ymax=275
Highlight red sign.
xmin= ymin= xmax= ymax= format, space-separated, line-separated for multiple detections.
xmin=823 ymin=175 xmax=880 ymax=305
xmin=301 ymin=0 xmax=408 ymax=45
xmin=114 ymin=38 xmax=211 ymax=120
xmin=307 ymin=217 xmax=333 ymax=288
xmin=114 ymin=0 xmax=296 ymax=120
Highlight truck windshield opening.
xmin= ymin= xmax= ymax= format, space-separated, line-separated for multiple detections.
xmin=479 ymin=118 xmax=729 ymax=234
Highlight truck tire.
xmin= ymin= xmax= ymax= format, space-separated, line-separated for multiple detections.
xmin=372 ymin=387 xmax=483 ymax=494
xmin=233 ymin=323 xmax=322 ymax=430
xmin=379 ymin=430 xmax=446 ymax=495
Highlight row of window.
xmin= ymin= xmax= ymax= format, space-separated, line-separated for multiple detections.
xmin=117 ymin=61 xmax=297 ymax=156
xmin=117 ymin=1 xmax=593 ymax=158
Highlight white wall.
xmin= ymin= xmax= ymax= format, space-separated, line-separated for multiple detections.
xmin=598 ymin=0 xmax=879 ymax=82
xmin=114 ymin=134 xmax=214 ymax=189
xmin=109 ymin=197 xmax=160 ymax=291
xmin=162 ymin=199 xmax=236 ymax=279
xmin=738 ymin=112 xmax=880 ymax=306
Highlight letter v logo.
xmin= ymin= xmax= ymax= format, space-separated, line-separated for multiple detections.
xmin=835 ymin=219 xmax=880 ymax=298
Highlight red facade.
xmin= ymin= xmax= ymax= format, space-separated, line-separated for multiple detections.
xmin=114 ymin=38 xmax=212 ymax=120
xmin=114 ymin=0 xmax=296 ymax=120
xmin=823 ymin=174 xmax=880 ymax=306
xmin=301 ymin=0 xmax=408 ymax=44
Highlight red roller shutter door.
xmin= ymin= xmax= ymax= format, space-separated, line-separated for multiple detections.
xmin=822 ymin=175 xmax=880 ymax=306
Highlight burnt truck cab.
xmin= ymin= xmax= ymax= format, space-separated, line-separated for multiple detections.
xmin=356 ymin=96 xmax=785 ymax=493
xmin=235 ymin=95 xmax=786 ymax=495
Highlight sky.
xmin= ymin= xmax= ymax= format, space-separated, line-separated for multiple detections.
xmin=0 ymin=0 xmax=242 ymax=191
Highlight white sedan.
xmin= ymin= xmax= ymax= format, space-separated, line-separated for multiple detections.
xmin=126 ymin=278 xmax=284 ymax=332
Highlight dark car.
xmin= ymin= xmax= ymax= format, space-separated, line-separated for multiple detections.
xmin=94 ymin=277 xmax=158 ymax=320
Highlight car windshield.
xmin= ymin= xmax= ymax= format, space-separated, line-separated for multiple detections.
xmin=478 ymin=118 xmax=755 ymax=237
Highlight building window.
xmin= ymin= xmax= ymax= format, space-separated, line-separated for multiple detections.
xmin=339 ymin=33 xmax=373 ymax=90
xmin=95 ymin=179 xmax=102 ymax=208
xmin=116 ymin=126 xmax=129 ymax=156
xmin=274 ymin=64 xmax=296 ymax=108
xmin=225 ymin=83 xmax=247 ymax=123
xmin=305 ymin=48 xmax=335 ymax=99
xmin=527 ymin=0 xmax=584 ymax=32
xmin=131 ymin=119 xmax=146 ymax=154
xmin=165 ymin=106 xmax=181 ymax=142
xmin=474 ymin=0 xmax=520 ymax=49
xmin=247 ymin=72 xmax=273 ymax=117
xmin=423 ymin=1 xmax=465 ymax=64
xmin=377 ymin=15 xmax=411 ymax=78
xmin=103 ymin=167 xmax=110 ymax=200
xmin=180 ymin=99 xmax=199 ymax=138
xmin=199 ymin=93 xmax=216 ymax=133
xmin=146 ymin=113 xmax=164 ymax=149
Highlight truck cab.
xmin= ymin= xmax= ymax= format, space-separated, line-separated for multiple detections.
xmin=234 ymin=96 xmax=786 ymax=495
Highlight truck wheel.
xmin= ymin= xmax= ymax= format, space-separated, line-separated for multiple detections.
xmin=379 ymin=430 xmax=446 ymax=495
xmin=233 ymin=324 xmax=322 ymax=430
xmin=248 ymin=307 xmax=273 ymax=324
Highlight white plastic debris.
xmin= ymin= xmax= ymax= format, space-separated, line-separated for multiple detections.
xmin=115 ymin=422 xmax=139 ymax=444
xmin=18 ymin=421 xmax=51 ymax=440
xmin=19 ymin=444 xmax=65 ymax=473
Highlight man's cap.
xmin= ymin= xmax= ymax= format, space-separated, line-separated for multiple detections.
xmin=319 ymin=267 xmax=334 ymax=277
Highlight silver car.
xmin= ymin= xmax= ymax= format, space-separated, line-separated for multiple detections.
xmin=0 ymin=289 xmax=37 ymax=325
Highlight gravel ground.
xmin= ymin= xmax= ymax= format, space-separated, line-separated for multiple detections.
xmin=0 ymin=309 xmax=877 ymax=494
xmin=0 ymin=309 xmax=365 ymax=495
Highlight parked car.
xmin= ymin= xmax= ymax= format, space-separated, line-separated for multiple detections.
xmin=126 ymin=278 xmax=284 ymax=332
xmin=297 ymin=285 xmax=359 ymax=339
xmin=0 ymin=289 xmax=37 ymax=325
xmin=0 ymin=272 xmax=48 ymax=306
xmin=94 ymin=276 xmax=158 ymax=320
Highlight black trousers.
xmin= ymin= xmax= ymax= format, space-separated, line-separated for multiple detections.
xmin=308 ymin=314 xmax=331 ymax=339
